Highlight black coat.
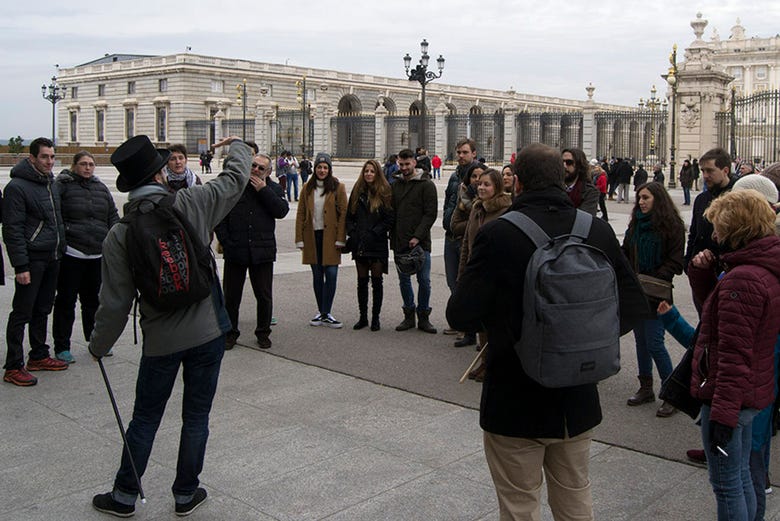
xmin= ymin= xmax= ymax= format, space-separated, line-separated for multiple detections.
xmin=633 ymin=167 xmax=648 ymax=187
xmin=684 ymin=176 xmax=737 ymax=269
xmin=2 ymin=158 xmax=66 ymax=271
xmin=615 ymin=160 xmax=634 ymax=184
xmin=215 ymin=179 xmax=289 ymax=265
xmin=345 ymin=191 xmax=394 ymax=261
xmin=56 ymin=170 xmax=119 ymax=255
xmin=447 ymin=188 xmax=649 ymax=438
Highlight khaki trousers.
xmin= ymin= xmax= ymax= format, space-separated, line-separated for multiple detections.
xmin=483 ymin=429 xmax=594 ymax=521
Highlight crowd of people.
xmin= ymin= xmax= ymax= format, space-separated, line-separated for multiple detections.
xmin=3 ymin=135 xmax=780 ymax=521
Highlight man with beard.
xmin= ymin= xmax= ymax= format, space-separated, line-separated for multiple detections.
xmin=561 ymin=148 xmax=598 ymax=215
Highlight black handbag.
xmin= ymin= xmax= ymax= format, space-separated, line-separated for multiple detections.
xmin=659 ymin=348 xmax=701 ymax=419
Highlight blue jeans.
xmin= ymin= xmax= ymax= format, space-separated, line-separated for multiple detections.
xmin=112 ymin=334 xmax=225 ymax=505
xmin=683 ymin=186 xmax=691 ymax=205
xmin=633 ymin=318 xmax=673 ymax=382
xmin=286 ymin=173 xmax=299 ymax=201
xmin=701 ymin=405 xmax=758 ymax=521
xmin=311 ymin=230 xmax=338 ymax=316
xmin=397 ymin=249 xmax=431 ymax=311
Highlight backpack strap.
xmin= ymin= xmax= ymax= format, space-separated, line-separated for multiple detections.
xmin=570 ymin=210 xmax=593 ymax=241
xmin=499 ymin=211 xmax=551 ymax=248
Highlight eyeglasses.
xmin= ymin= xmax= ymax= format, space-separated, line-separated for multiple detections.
xmin=562 ymin=159 xmax=575 ymax=166
xmin=251 ymin=163 xmax=268 ymax=171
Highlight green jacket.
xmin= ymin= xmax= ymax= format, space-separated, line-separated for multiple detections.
xmin=88 ymin=142 xmax=252 ymax=357
xmin=390 ymin=169 xmax=438 ymax=252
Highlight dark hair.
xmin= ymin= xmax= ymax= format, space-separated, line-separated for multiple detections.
xmin=627 ymin=182 xmax=685 ymax=248
xmin=71 ymin=150 xmax=95 ymax=169
xmin=168 ymin=144 xmax=187 ymax=158
xmin=514 ymin=143 xmax=564 ymax=191
xmin=398 ymin=148 xmax=415 ymax=160
xmin=455 ymin=138 xmax=476 ymax=152
xmin=700 ymin=147 xmax=731 ymax=170
xmin=303 ymin=165 xmax=339 ymax=196
xmin=462 ymin=162 xmax=486 ymax=184
xmin=561 ymin=147 xmax=591 ymax=183
xmin=30 ymin=137 xmax=54 ymax=157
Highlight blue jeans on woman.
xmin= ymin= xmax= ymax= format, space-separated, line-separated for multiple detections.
xmin=701 ymin=405 xmax=758 ymax=521
xmin=311 ymin=230 xmax=338 ymax=315
xmin=633 ymin=318 xmax=673 ymax=383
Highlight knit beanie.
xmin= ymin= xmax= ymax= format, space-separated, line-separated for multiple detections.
xmin=761 ymin=162 xmax=780 ymax=197
xmin=733 ymin=174 xmax=779 ymax=203
xmin=313 ymin=152 xmax=332 ymax=174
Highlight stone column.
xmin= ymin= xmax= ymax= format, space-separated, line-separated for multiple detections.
xmin=213 ymin=106 xmax=226 ymax=163
xmin=434 ymin=98 xmax=448 ymax=159
xmin=582 ymin=83 xmax=597 ymax=158
xmin=254 ymin=100 xmax=271 ymax=154
xmin=375 ymin=98 xmax=388 ymax=161
xmin=502 ymin=98 xmax=518 ymax=163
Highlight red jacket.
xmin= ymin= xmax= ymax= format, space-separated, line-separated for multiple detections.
xmin=594 ymin=172 xmax=607 ymax=194
xmin=689 ymin=235 xmax=780 ymax=427
xmin=431 ymin=155 xmax=442 ymax=169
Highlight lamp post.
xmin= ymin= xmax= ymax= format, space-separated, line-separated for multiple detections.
xmin=296 ymin=76 xmax=309 ymax=156
xmin=236 ymin=78 xmax=248 ymax=140
xmin=41 ymin=76 xmax=65 ymax=145
xmin=666 ymin=45 xmax=678 ymax=189
xmin=403 ymin=39 xmax=445 ymax=150
xmin=638 ymin=85 xmax=663 ymax=158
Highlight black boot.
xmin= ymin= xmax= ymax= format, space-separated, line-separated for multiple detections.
xmin=396 ymin=307 xmax=416 ymax=331
xmin=353 ymin=277 xmax=369 ymax=330
xmin=454 ymin=332 xmax=477 ymax=348
xmin=627 ymin=375 xmax=655 ymax=406
xmin=417 ymin=308 xmax=437 ymax=334
xmin=370 ymin=276 xmax=383 ymax=331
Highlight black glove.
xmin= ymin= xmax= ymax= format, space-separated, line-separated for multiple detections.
xmin=709 ymin=421 xmax=733 ymax=456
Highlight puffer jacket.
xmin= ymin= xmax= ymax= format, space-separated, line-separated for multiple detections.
xmin=215 ymin=178 xmax=289 ymax=265
xmin=55 ymin=170 xmax=119 ymax=255
xmin=2 ymin=158 xmax=66 ymax=271
xmin=689 ymin=235 xmax=780 ymax=428
xmin=345 ymin=191 xmax=394 ymax=260
xmin=390 ymin=169 xmax=437 ymax=252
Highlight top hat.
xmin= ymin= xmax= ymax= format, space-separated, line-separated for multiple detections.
xmin=111 ymin=135 xmax=171 ymax=192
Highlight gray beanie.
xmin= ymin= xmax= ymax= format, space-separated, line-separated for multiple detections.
xmin=762 ymin=162 xmax=780 ymax=196
xmin=733 ymin=174 xmax=779 ymax=203
xmin=313 ymin=152 xmax=332 ymax=174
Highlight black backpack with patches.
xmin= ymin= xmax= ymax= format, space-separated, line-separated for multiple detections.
xmin=120 ymin=195 xmax=213 ymax=311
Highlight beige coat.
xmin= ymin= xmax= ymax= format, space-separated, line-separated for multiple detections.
xmin=457 ymin=192 xmax=513 ymax=280
xmin=295 ymin=180 xmax=348 ymax=265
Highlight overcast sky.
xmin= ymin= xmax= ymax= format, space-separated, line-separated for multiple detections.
xmin=2 ymin=0 xmax=778 ymax=140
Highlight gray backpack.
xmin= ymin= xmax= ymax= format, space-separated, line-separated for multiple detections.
xmin=500 ymin=210 xmax=620 ymax=388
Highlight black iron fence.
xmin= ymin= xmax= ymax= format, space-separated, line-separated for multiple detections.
xmin=385 ymin=115 xmax=436 ymax=157
xmin=446 ymin=113 xmax=504 ymax=163
xmin=276 ymin=109 xmax=314 ymax=158
xmin=717 ymin=89 xmax=780 ymax=165
xmin=594 ymin=110 xmax=666 ymax=163
xmin=332 ymin=114 xmax=376 ymax=159
xmin=516 ymin=112 xmax=583 ymax=153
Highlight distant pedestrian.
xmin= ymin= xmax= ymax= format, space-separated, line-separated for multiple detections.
xmin=680 ymin=159 xmax=694 ymax=205
xmin=295 ymin=153 xmax=348 ymax=329
xmin=652 ymin=163 xmax=665 ymax=185
xmin=633 ymin=164 xmax=648 ymax=189
xmin=692 ymin=158 xmax=700 ymax=190
xmin=431 ymin=154 xmax=442 ymax=179
xmin=299 ymin=155 xmax=312 ymax=184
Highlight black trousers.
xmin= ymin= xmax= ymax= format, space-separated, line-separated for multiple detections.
xmin=4 ymin=258 xmax=59 ymax=369
xmin=222 ymin=260 xmax=273 ymax=340
xmin=52 ymin=255 xmax=102 ymax=353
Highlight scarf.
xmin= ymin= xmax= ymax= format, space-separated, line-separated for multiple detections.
xmin=628 ymin=209 xmax=662 ymax=272
xmin=164 ymin=166 xmax=197 ymax=191
xmin=566 ymin=180 xmax=583 ymax=208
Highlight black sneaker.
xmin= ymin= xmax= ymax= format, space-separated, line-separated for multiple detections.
xmin=321 ymin=314 xmax=343 ymax=329
xmin=175 ymin=487 xmax=207 ymax=517
xmin=92 ymin=492 xmax=135 ymax=518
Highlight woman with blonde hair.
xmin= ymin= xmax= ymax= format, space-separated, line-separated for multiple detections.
xmin=689 ymin=189 xmax=780 ymax=520
xmin=346 ymin=160 xmax=394 ymax=331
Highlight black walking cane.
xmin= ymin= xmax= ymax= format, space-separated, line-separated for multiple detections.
xmin=97 ymin=357 xmax=147 ymax=504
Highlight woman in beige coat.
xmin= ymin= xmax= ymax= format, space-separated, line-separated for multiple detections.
xmin=295 ymin=153 xmax=348 ymax=328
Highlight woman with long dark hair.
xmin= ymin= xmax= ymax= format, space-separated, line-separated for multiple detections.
xmin=622 ymin=181 xmax=685 ymax=417
xmin=346 ymin=160 xmax=394 ymax=331
xmin=295 ymin=153 xmax=348 ymax=328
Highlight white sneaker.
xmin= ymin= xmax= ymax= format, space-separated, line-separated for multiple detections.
xmin=321 ymin=314 xmax=343 ymax=329
xmin=309 ymin=314 xmax=323 ymax=327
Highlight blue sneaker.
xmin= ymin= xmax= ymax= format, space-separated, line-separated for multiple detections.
xmin=309 ymin=314 xmax=323 ymax=327
xmin=56 ymin=351 xmax=75 ymax=364
xmin=270 ymin=316 xmax=278 ymax=326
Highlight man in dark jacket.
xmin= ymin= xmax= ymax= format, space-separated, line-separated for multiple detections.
xmin=215 ymin=152 xmax=289 ymax=350
xmin=614 ymin=157 xmax=634 ymax=203
xmin=391 ymin=148 xmax=438 ymax=333
xmin=2 ymin=137 xmax=68 ymax=386
xmin=633 ymin=164 xmax=648 ymax=189
xmin=442 ymin=138 xmax=478 ymax=335
xmin=447 ymin=143 xmax=647 ymax=520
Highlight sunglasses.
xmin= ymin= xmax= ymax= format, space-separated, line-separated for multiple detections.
xmin=251 ymin=163 xmax=268 ymax=171
xmin=563 ymin=159 xmax=575 ymax=166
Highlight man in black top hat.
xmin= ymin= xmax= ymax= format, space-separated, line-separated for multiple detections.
xmin=88 ymin=135 xmax=252 ymax=518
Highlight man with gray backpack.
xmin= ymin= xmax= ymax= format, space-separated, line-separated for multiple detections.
xmin=447 ymin=143 xmax=648 ymax=520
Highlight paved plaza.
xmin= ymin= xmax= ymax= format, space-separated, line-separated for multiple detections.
xmin=1 ymin=161 xmax=780 ymax=520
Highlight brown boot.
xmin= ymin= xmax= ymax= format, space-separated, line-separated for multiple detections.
xmin=656 ymin=401 xmax=678 ymax=417
xmin=627 ymin=375 xmax=655 ymax=406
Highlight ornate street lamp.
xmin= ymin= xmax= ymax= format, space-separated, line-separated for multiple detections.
xmin=236 ymin=78 xmax=248 ymax=140
xmin=403 ymin=39 xmax=445 ymax=150
xmin=41 ymin=76 xmax=65 ymax=145
xmin=666 ymin=45 xmax=678 ymax=189
xmin=639 ymin=85 xmax=663 ymax=157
